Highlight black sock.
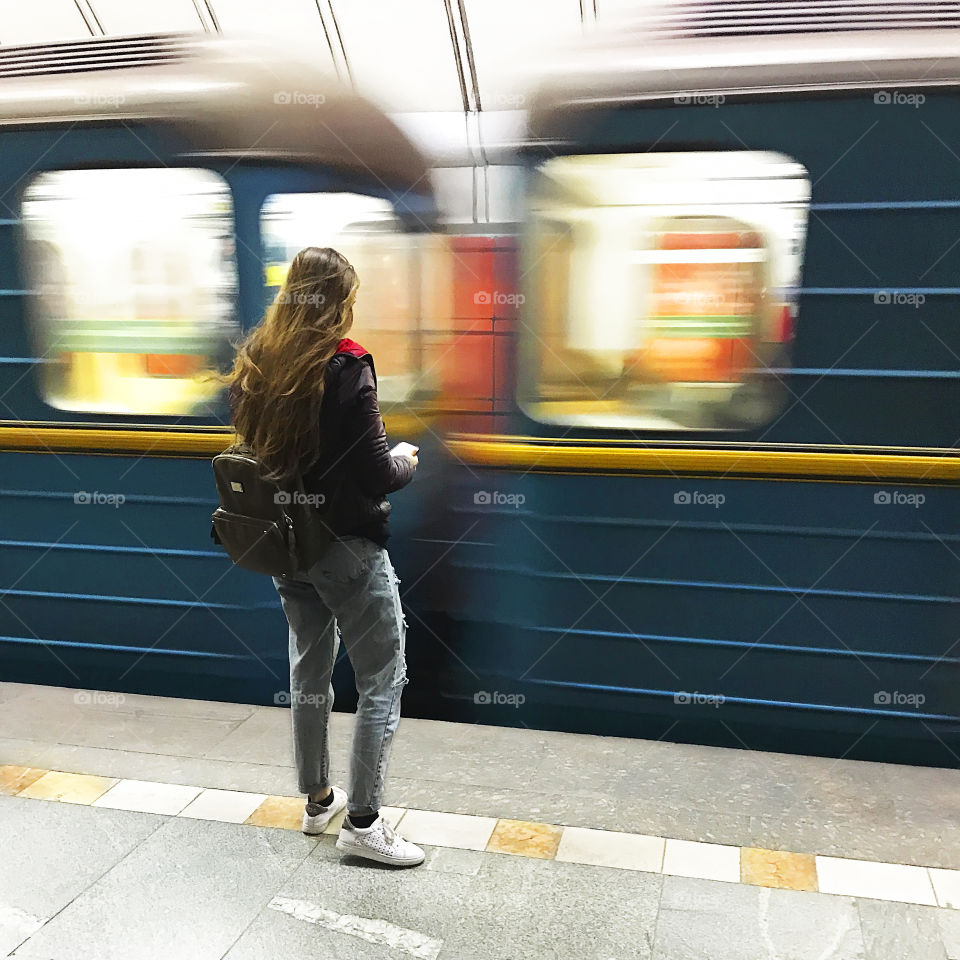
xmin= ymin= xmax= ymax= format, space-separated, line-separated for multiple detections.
xmin=309 ymin=790 xmax=334 ymax=808
xmin=348 ymin=811 xmax=378 ymax=828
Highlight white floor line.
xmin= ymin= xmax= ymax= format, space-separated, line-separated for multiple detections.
xmin=268 ymin=896 xmax=443 ymax=960
xmin=8 ymin=774 xmax=960 ymax=914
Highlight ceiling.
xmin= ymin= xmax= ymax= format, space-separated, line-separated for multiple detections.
xmin=0 ymin=0 xmax=660 ymax=114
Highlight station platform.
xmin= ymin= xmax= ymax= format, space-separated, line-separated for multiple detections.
xmin=1 ymin=680 xmax=958 ymax=960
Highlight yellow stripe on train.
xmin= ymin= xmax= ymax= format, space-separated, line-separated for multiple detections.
xmin=444 ymin=436 xmax=960 ymax=483
xmin=0 ymin=413 xmax=433 ymax=458
xmin=0 ymin=423 xmax=956 ymax=481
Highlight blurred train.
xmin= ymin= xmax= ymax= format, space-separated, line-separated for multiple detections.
xmin=0 ymin=34 xmax=442 ymax=713
xmin=435 ymin=7 xmax=960 ymax=767
xmin=0 ymin=11 xmax=958 ymax=767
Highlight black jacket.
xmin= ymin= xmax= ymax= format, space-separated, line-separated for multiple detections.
xmin=300 ymin=339 xmax=414 ymax=546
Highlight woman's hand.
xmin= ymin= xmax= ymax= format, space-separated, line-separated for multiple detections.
xmin=390 ymin=441 xmax=418 ymax=470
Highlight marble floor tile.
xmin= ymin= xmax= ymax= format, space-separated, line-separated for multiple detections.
xmin=92 ymin=779 xmax=200 ymax=816
xmin=245 ymin=795 xmax=307 ymax=831
xmin=663 ymin=838 xmax=741 ymax=883
xmin=0 ymin=765 xmax=46 ymax=796
xmin=178 ymin=788 xmax=267 ymax=824
xmin=817 ymin=856 xmax=937 ymax=906
xmin=930 ymin=869 xmax=960 ymax=910
xmin=17 ymin=771 xmax=116 ymax=805
xmin=397 ymin=809 xmax=497 ymax=851
xmin=485 ymin=819 xmax=562 ymax=859
xmin=556 ymin=825 xmax=665 ymax=873
xmin=741 ymin=846 xmax=818 ymax=892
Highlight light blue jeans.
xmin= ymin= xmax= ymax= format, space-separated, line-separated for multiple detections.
xmin=273 ymin=535 xmax=408 ymax=816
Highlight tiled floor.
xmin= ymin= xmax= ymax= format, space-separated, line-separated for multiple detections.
xmin=397 ymin=808 xmax=498 ymax=851
xmin=179 ymin=788 xmax=267 ymax=823
xmin=2 ymin=793 xmax=959 ymax=960
xmin=1 ymin=680 xmax=959 ymax=959
xmin=92 ymin=778 xmax=201 ymax=815
xmin=2 ymin=762 xmax=959 ymax=914
xmin=740 ymin=846 xmax=818 ymax=892
xmin=662 ymin=837 xmax=741 ymax=884
xmin=932 ymin=869 xmax=960 ymax=911
xmin=4 ymin=681 xmax=959 ymax=872
xmin=486 ymin=819 xmax=563 ymax=859
xmin=18 ymin=770 xmax=116 ymax=805
xmin=816 ymin=856 xmax=939 ymax=906
xmin=556 ymin=825 xmax=665 ymax=872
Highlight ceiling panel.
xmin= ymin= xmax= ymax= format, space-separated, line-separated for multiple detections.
xmin=211 ymin=0 xmax=330 ymax=44
xmin=461 ymin=0 xmax=583 ymax=109
xmin=214 ymin=0 xmax=325 ymax=37
xmin=2 ymin=0 xmax=90 ymax=44
xmin=331 ymin=0 xmax=464 ymax=112
xmin=213 ymin=0 xmax=336 ymax=73
xmin=91 ymin=0 xmax=205 ymax=35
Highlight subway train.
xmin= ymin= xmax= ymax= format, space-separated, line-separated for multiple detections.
xmin=0 ymin=17 xmax=958 ymax=767
xmin=433 ymin=11 xmax=960 ymax=766
xmin=0 ymin=34 xmax=445 ymax=711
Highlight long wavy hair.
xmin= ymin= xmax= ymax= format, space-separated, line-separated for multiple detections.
xmin=224 ymin=246 xmax=358 ymax=481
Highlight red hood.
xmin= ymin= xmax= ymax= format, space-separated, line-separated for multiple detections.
xmin=336 ymin=338 xmax=369 ymax=358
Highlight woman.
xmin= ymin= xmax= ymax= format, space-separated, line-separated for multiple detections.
xmin=226 ymin=246 xmax=424 ymax=867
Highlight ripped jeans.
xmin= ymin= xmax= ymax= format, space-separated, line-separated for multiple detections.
xmin=273 ymin=535 xmax=408 ymax=816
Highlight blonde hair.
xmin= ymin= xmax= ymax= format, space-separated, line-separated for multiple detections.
xmin=224 ymin=246 xmax=358 ymax=481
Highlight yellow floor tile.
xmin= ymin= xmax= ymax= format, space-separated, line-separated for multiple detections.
xmin=17 ymin=770 xmax=117 ymax=805
xmin=486 ymin=819 xmax=563 ymax=859
xmin=0 ymin=765 xmax=48 ymax=796
xmin=245 ymin=795 xmax=306 ymax=831
xmin=741 ymin=846 xmax=819 ymax=892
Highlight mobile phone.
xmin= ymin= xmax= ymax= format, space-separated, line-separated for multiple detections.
xmin=390 ymin=441 xmax=419 ymax=458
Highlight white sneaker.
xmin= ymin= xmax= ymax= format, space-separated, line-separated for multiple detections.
xmin=301 ymin=785 xmax=347 ymax=835
xmin=336 ymin=814 xmax=425 ymax=867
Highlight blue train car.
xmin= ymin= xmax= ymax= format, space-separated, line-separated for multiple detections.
xmin=435 ymin=23 xmax=960 ymax=765
xmin=1 ymin=23 xmax=956 ymax=770
xmin=0 ymin=34 xmax=439 ymax=705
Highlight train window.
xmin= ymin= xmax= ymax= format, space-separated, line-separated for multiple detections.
xmin=520 ymin=152 xmax=810 ymax=430
xmin=261 ymin=193 xmax=432 ymax=405
xmin=22 ymin=168 xmax=237 ymax=416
